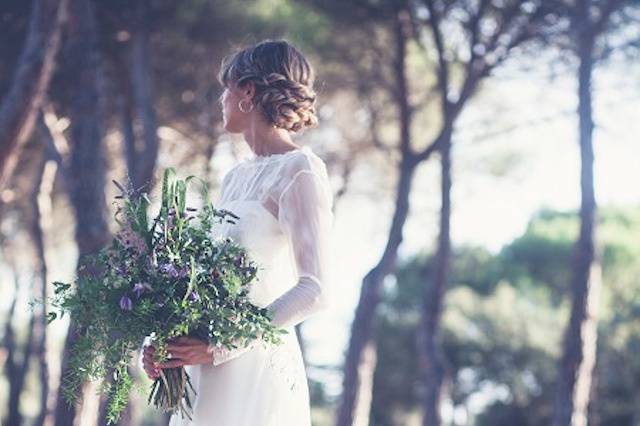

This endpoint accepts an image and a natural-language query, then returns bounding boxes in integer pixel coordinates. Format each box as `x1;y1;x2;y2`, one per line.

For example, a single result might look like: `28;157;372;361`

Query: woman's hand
156;336;214;369
142;344;160;379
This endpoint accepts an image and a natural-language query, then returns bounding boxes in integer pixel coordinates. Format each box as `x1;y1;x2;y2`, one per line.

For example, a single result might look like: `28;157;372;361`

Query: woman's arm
205;165;334;366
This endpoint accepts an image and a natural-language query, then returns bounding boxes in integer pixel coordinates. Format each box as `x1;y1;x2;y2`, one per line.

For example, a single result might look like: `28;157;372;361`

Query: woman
140;39;334;425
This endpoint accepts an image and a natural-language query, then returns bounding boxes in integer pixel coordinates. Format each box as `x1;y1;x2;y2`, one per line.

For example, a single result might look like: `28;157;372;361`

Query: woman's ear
242;80;256;100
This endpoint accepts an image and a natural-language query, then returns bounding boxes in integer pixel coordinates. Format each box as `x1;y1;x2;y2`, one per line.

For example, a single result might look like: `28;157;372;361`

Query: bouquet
46;168;286;424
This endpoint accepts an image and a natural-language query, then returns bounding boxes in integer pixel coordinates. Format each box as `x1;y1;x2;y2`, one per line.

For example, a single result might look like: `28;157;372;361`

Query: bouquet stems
149;366;196;420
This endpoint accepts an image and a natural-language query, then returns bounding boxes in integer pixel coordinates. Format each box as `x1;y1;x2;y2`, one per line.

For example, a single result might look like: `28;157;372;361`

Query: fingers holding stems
142;337;210;377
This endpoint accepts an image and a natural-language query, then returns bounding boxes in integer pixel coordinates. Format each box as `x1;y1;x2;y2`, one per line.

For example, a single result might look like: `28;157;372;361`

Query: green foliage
246;0;334;49
44;168;286;424
372;207;640;426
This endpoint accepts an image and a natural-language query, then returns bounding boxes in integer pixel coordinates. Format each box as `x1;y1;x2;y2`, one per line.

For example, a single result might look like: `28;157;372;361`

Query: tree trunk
97;3;159;424
126;0;158;193
30;131;58;426
53;1;110;425
336;156;417;426
336;9;420;425
2;274;19;426
418;131;453;426
0;0;68;189
2;271;35;426
551;14;603;426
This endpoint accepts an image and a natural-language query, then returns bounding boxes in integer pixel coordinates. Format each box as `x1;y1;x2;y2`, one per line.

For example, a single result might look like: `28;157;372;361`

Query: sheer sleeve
266;168;334;327
207;164;334;366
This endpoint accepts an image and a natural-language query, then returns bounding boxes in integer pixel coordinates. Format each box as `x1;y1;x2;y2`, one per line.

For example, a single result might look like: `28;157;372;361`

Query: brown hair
217;39;319;133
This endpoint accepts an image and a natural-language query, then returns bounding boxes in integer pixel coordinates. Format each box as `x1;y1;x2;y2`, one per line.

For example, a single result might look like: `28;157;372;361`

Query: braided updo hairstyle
217;39;319;133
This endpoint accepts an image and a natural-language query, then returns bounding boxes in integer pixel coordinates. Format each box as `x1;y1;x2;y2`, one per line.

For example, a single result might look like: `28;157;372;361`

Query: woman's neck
243;121;300;156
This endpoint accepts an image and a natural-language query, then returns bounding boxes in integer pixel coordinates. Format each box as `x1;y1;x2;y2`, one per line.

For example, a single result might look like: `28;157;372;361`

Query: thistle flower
119;295;133;311
116;225;147;255
133;281;153;298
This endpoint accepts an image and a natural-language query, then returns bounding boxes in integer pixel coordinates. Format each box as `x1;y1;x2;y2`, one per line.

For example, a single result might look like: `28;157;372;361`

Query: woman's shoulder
280;147;333;206
283;146;328;179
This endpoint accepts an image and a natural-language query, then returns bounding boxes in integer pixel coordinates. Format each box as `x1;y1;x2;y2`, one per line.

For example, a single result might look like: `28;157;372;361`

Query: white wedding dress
140;145;334;426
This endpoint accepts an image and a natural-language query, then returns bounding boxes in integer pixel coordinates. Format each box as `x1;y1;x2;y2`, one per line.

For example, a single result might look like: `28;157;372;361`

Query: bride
139;39;334;425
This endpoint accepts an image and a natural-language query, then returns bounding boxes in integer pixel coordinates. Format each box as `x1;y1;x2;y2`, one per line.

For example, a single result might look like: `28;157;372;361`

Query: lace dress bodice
204;145;335;365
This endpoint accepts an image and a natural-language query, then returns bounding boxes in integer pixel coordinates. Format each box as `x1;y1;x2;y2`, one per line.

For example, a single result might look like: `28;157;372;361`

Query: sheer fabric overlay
139;145;334;426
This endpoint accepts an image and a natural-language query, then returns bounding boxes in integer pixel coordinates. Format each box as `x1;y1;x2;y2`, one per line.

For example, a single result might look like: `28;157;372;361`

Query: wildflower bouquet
47;168;285;424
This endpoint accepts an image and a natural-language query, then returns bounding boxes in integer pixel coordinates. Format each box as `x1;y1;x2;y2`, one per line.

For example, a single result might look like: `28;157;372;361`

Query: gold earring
238;99;254;113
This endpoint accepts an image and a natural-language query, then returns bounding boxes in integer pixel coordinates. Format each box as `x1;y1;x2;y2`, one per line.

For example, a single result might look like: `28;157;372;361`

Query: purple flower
119;295;133;311
159;263;189;279
159;263;178;276
132;281;153;298
178;266;190;279
188;290;200;302
114;264;128;275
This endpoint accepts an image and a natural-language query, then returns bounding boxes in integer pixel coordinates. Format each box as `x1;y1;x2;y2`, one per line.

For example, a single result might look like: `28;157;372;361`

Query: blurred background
1;0;639;425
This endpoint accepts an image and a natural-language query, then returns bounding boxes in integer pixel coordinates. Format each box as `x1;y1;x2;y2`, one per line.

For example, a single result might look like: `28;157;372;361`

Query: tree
407;1;553;424
301;1;551;424
53;0;111;424
548;2;639;425
2;272;36;426
29;116;62;426
0;0;68;190
118;0;159;194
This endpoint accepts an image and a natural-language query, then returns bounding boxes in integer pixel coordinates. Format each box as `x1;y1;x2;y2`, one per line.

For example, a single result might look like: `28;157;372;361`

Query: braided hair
217;39;319;133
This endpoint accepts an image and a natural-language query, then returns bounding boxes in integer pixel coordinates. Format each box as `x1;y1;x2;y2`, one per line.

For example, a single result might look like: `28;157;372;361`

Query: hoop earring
238;99;254;113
